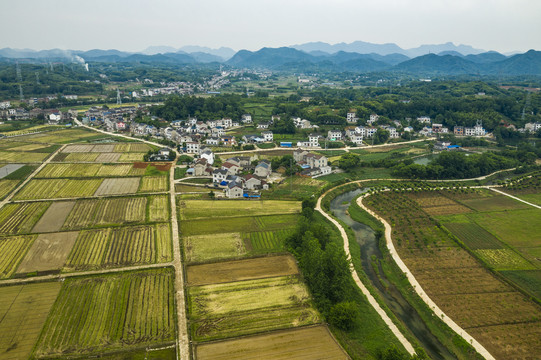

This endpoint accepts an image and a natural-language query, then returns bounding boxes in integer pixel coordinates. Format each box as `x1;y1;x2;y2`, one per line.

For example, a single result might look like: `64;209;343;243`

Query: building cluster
293;149;331;177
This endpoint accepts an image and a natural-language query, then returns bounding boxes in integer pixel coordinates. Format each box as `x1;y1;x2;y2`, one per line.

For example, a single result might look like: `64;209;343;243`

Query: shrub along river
330;188;456;360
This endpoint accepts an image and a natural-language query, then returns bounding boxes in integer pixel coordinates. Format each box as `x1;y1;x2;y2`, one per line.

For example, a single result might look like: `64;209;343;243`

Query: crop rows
119;153;145;162
156;224;173;263
65;229;111;270
0;179;19;199
34;269;175;358
63;197;149;230
444;221;503;249
179;200;300;220
148;195;169;222
0;235;36;278
0;202;50;234
63;153;99;162
14;179;102;200
105;226;155;266
246;230;291;251
114;143;152;153
188;276;320;341
139;176;169;193
474;249;535;270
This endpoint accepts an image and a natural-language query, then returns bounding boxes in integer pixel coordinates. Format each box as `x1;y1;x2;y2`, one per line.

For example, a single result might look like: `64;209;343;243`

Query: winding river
329;189;456;360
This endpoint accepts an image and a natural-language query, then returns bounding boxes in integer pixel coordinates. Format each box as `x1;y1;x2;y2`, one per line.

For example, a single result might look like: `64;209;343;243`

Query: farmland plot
443;221;504;249
0;282;61;360
91;144;115;152
0;202;51;234
119;153;145;162
184;233;246;263
65;229;111;270
94;177;140;196
34;269;176;358
148;195;169;222
244;229;292;252
156;223;173;263
179;200;300;220
32;201;75;233
0;179;19;199
94;197;147;225
196;325;348;360
139;176;169;193
16;231;79;274
96;164;134;177
0;235;36;278
63;152;99;162
62;144;95;153
95;152;121;162
188;275;320;341
181;214;299;237
36;163;100;178
187;255;299;286
104;225;155;266
0;151;49;163
474;249;535;270
114;143;153;153
14;178;102;200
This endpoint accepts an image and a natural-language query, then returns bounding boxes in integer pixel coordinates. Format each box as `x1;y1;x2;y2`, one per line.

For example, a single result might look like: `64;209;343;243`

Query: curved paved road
315;191;417;356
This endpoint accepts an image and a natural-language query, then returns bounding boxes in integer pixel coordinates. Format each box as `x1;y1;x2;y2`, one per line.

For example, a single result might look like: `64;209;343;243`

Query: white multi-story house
349;134;364;145
347;112;357;123
308;134;321;147
417;116;431;124
261;131;273;142
525;122;541;132
186;142;200;154
241;114;252;124
220;118;233;128
368;114;379;125
0;101;10;109
327;130;342;141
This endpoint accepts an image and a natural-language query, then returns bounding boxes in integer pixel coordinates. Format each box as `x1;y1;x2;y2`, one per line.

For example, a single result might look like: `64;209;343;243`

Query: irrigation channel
330;188;455;360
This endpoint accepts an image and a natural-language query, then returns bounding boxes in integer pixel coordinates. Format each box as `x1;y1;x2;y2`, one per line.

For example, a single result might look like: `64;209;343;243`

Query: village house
367;114;379;125
347;112;357;123
206;137;219;146
212;168;228;184
244;174;268;190
327;130;342;141
222;161;240;175
186;142;200;154
308;134;321;147
257;122;270;129
225;181;244;198
254;160;272;178
417;116;431;124
241;114;252;124
200;149;215;165
261;131;273;142
192;158;213;176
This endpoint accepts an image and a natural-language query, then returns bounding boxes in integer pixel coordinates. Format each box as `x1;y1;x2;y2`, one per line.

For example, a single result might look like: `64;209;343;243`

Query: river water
329;189;456;360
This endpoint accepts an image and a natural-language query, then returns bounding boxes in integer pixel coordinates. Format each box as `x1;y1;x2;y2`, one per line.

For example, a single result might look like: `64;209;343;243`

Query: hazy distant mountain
464;51;507;64
293;41;485;57
293;41;404;56
178;46;236;60
141;46;178;55
406;42;483;57
188;52;224;63
77;49;132;58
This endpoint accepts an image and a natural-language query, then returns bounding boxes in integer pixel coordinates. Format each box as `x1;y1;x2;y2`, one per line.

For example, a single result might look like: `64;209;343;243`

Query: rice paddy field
0;201;51;234
188;275;320;342
33;269;176;359
178;199;300;220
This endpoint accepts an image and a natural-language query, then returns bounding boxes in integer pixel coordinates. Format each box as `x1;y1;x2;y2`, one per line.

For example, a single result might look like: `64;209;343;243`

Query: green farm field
0;235;36;278
0;179;19;199
34;269;176;358
0;202;51;234
188;275;320;341
0;282;62;360
35;163;146;178
180;214;299;237
65;224;173;271
178;200;300;220
14;178;103;200
139;176;169;193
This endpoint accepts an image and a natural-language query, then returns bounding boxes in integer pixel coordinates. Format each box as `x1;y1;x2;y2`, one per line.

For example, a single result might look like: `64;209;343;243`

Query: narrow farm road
169;154;190;360
357;194;496;360
0;262;172;286
0;144;66;210
486;186;541;209
315;192;417;356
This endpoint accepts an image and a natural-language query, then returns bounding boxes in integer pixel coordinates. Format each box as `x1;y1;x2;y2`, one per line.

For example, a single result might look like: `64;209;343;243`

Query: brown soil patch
32;201;75;233
187;255;299;286
16;231;78;273
133;162;148;169
94;177;140;196
195;325;349;360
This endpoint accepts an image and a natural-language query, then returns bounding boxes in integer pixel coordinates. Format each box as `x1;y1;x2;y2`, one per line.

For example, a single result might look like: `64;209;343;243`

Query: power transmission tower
16;62;22;82
35;72;40;85
117;88;122;105
19;84;24;101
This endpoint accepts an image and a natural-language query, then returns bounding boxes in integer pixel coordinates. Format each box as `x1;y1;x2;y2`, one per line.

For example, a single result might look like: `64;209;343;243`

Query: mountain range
0;41;540;76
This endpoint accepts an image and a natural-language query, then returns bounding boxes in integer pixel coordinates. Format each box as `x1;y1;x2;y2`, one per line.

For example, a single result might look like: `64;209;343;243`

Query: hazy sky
2;0;540;53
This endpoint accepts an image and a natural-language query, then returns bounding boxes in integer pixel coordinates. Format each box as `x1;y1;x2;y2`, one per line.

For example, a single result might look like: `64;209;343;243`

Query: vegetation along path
169;153;190;360
487;186;541;209
315;187;417;356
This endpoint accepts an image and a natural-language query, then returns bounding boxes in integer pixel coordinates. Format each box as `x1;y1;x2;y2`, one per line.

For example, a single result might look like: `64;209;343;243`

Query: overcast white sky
2;0;540;53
